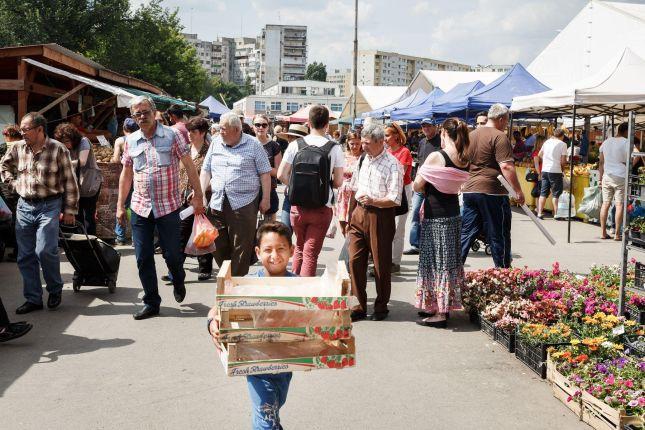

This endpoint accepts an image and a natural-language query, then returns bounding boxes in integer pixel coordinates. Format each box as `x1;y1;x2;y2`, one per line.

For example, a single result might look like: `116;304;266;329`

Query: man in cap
404;118;441;255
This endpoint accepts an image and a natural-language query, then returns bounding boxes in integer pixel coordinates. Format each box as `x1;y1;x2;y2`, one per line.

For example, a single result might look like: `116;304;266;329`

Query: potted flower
629;218;642;240
515;322;572;378
626;294;645;325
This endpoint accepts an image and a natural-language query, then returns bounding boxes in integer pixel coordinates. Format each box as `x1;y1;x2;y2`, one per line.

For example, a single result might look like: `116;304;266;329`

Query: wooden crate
218;309;352;343
216;260;352;311
581;391;644;430
217;337;356;377
547;357;583;419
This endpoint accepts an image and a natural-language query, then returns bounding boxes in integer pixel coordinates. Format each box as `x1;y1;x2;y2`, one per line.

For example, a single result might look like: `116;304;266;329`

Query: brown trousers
348;205;396;313
207;197;258;276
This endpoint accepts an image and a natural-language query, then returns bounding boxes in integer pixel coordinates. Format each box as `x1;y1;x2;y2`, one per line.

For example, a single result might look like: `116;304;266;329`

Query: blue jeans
15;197;64;305
247;373;292;430
408;192;424;249
460;193;512;268
279;193;292;231
115;189;132;241
130;209;184;309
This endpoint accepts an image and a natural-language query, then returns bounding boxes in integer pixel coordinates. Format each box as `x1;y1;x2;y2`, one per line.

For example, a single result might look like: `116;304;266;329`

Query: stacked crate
214;261;356;376
96;162;123;241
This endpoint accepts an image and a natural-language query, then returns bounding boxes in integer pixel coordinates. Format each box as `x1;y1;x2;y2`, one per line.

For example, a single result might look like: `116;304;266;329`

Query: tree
304;62;327;81
203;77;243;107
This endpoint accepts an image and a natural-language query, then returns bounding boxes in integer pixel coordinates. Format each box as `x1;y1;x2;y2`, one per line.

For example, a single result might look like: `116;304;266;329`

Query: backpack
357;153;408;216
288;138;336;208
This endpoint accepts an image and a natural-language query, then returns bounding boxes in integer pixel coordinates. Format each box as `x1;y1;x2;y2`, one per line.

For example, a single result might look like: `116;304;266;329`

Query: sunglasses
254;123;269;128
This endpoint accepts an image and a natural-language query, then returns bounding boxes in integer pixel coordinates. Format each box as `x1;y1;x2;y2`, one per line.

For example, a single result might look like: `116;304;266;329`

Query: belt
21;194;62;203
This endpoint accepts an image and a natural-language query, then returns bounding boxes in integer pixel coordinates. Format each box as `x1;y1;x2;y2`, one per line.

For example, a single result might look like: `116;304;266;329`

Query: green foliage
304;61;327;82
0;0;206;101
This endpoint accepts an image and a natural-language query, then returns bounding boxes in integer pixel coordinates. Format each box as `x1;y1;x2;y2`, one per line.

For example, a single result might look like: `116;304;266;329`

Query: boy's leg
247;373;292;430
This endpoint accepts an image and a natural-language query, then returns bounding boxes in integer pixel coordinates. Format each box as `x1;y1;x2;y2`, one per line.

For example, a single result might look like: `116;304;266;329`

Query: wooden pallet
581;391;644;430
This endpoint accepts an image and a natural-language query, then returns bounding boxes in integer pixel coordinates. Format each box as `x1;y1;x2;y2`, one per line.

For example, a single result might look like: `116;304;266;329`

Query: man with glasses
1;112;79;314
404;118;440;255
117;95;205;320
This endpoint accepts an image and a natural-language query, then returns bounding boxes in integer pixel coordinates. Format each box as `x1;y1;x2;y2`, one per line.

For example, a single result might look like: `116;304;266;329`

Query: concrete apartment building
183;33;232;82
233;80;347;118
357;50;472;86
471;64;513;73
327;68;352;97
257;24;308;92
231;37;259;87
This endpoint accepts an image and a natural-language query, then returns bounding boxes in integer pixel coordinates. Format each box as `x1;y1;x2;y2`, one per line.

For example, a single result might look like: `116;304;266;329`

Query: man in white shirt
346;124;403;322
537;128;568;219
599;122;634;240
277;105;344;276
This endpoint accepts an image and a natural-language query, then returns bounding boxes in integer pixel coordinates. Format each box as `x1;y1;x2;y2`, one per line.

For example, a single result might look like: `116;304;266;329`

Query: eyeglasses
132;110;153;119
19;126;37;134
477;122;487;126
254;123;269;128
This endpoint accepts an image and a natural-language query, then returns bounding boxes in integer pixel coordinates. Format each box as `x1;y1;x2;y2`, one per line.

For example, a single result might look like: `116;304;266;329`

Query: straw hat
277;123;309;139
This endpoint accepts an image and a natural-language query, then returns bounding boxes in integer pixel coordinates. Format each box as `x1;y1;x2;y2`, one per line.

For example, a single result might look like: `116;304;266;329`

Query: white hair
219;112;242;130
129;95;156;113
361;123;384;142
488;103;509;120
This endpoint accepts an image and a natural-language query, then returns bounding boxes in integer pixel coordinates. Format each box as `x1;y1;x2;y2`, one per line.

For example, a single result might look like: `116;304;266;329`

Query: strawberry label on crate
225;354;356;376
219;325;352;343
217;295;350;310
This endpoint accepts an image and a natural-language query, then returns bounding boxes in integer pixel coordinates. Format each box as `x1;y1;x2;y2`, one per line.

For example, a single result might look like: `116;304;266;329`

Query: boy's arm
207;306;222;351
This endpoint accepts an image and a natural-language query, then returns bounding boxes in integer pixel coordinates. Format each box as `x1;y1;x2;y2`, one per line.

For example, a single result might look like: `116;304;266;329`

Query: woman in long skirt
413;118;471;327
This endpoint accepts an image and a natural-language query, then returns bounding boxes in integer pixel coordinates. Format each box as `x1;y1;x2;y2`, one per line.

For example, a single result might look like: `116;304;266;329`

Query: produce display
93;144;114;163
463;263;644;427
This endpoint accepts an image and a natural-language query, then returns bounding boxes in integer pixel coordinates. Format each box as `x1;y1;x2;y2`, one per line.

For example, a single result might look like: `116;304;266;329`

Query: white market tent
511;48;645;116
528;0;645;89
339;85;407;119
406;70;502;95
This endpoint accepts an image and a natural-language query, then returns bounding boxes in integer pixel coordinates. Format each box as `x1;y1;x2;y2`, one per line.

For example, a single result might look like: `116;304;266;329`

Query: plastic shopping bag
577;186;602;220
556;191;576;219
185;213;218;256
326;216;338;239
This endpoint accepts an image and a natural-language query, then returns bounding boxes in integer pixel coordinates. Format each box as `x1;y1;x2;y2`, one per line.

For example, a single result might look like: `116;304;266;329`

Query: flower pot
479;313;495;338
631;229;641;240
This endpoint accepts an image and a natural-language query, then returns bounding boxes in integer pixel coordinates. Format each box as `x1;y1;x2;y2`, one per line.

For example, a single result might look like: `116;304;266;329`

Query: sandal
415;315;448;328
600;235;611;240
0;322;33;343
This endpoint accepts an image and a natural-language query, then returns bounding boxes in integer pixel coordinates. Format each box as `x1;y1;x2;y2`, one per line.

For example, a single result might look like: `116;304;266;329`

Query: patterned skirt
415;216;464;313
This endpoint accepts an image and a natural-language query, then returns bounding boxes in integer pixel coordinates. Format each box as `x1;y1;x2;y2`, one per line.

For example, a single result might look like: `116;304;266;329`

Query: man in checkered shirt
347;123;403;322
117;96;205;320
1;112;79;314
200;112;272;276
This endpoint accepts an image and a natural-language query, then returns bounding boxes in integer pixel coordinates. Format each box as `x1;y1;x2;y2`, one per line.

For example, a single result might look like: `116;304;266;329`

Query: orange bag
185;213;218;255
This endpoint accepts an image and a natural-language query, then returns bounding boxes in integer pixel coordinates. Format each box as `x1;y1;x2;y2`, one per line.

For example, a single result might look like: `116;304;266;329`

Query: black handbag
525;170;539;183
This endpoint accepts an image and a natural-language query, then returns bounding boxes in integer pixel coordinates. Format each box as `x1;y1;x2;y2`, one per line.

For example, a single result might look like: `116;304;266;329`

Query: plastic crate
480;314;495;338
625;303;645;325
515;334;570;379
635;262;645;290
624;336;644;358
495;327;516;353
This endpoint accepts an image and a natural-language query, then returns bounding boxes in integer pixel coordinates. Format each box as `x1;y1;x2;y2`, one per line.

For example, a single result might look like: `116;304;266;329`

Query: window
286;102;299;112
330;104;343;112
254;101;266;112
281;87;293;94
324;88;336;96
270;101;282;111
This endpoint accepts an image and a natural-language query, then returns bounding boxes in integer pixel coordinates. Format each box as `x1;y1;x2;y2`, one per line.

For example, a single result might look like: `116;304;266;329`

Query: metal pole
611;114;615;137
351;0;358;127
567;106;576;243
619;110;635;316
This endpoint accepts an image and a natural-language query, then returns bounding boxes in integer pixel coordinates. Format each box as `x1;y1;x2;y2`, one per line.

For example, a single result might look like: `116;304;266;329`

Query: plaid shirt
351;147;403;205
1;138;79;215
121;123;189;218
202;133;271;211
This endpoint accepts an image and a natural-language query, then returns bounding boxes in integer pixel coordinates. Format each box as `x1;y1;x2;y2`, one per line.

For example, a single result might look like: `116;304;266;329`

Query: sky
131;0;644;70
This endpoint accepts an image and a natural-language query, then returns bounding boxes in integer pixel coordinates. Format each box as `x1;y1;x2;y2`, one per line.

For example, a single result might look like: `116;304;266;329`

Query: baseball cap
421;118;434;125
123;118;140;132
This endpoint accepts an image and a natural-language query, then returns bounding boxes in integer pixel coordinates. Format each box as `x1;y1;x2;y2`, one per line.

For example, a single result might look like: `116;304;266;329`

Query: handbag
525;170;539;183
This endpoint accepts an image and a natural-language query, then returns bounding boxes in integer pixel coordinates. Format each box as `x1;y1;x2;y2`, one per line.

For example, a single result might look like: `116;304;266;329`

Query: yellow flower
571;339;581;346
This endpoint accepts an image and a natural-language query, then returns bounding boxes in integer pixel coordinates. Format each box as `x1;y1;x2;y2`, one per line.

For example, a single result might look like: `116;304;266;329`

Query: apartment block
231;37;260;87
183;33;233;82
357;50;472;86
327;68;352;97
471;64;513;73
257;25;307;93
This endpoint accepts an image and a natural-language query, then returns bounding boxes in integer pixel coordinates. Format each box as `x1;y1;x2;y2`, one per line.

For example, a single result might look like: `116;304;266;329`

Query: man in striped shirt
347;124;403;322
1;112;79;314
117;96;204;320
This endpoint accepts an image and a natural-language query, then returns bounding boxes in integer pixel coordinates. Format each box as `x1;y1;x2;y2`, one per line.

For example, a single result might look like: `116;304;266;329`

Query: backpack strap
357;153;366;171
319;140;337;155
296;137;307;151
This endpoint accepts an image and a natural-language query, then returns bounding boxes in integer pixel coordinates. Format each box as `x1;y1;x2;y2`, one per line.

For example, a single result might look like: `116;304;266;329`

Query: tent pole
602;116;607;141
567;106;576;243
611;114;615;137
351;0;358;127
619;111;636;316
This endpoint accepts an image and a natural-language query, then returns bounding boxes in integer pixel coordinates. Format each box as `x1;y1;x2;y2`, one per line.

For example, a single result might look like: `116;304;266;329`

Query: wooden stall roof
0;43;162;95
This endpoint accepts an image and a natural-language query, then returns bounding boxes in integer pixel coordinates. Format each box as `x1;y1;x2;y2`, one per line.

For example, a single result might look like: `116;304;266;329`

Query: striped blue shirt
202;132;271;211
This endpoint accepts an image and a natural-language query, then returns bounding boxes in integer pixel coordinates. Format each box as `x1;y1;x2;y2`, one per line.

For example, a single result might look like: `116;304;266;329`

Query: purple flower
595;363;609;374
628;400;639;407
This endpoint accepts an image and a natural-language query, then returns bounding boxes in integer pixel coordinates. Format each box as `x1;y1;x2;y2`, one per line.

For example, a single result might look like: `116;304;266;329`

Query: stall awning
124;88;195;111
23;58;135;107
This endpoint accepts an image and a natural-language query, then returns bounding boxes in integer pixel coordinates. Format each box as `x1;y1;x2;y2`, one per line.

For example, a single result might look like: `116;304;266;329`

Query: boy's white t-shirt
599;136;629;178
540;138;567;173
283;134;346;207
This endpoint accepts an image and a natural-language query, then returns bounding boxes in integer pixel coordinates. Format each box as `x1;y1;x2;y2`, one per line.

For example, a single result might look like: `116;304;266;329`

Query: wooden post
37;83;86;115
17;58;28;120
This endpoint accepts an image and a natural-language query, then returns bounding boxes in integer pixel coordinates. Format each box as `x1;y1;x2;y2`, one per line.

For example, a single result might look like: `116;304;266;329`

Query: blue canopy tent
361;88;428;119
427;81;486;117
391;84;484;121
388;87;445;121
199;95;231;120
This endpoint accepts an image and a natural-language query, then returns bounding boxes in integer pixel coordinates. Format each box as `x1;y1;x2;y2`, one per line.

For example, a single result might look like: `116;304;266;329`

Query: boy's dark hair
476;111;488;119
308;105;329;130
167;104;185;118
256;221;292;247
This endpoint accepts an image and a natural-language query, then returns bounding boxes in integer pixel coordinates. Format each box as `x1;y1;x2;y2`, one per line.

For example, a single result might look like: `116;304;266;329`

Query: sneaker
402;247;419;255
391;263;401;274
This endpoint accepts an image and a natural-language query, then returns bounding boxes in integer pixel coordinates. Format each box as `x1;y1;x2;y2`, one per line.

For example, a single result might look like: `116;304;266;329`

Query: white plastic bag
326;217;338;239
577;186;602;220
556;191;576;219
